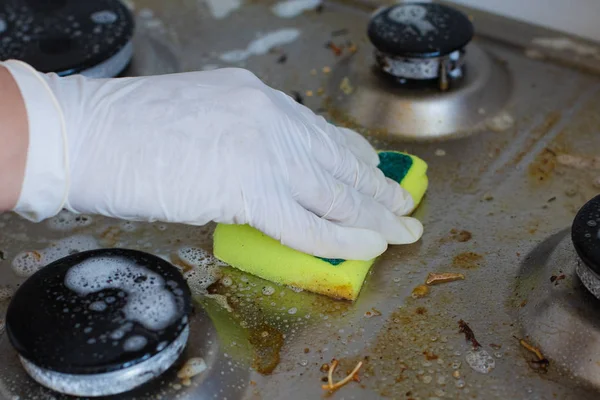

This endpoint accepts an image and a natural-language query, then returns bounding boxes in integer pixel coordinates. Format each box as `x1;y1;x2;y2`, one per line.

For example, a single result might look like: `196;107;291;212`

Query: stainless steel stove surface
2;0;600;399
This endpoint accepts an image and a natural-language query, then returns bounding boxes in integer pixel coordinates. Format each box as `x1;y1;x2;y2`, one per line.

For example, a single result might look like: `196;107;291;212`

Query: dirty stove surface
2;0;600;399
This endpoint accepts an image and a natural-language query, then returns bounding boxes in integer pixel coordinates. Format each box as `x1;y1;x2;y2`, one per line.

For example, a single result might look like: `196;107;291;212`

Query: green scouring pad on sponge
213;151;428;301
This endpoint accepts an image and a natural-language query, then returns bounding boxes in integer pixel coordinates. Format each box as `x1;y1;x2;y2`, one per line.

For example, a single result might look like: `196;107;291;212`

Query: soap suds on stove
220;29;301;63
271;0;321;18
0;285;14;302
123;335;148;352
11;235;99;278
204;0;242;19
47;210;94;231
64;256;181;331
176;247;225;296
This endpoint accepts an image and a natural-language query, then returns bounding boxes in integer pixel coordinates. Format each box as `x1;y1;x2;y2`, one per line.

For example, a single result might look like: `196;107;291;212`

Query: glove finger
310;133;414;216
330;126;380;167
294;170;423;245
283;202;388;260
269;89;379;167
252;196;388;260
313;117;380;167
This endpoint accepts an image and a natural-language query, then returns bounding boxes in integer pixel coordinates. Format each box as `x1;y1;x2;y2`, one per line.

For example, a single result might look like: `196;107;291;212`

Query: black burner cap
368;2;474;58
6;249;191;375
572;195;600;276
0;0;134;75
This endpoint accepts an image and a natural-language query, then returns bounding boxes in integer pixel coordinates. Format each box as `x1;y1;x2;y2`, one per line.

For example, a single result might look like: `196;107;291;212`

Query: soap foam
204;0;242;19
271;0;321;18
220;29;301;63
11;235;99;278
177;247;225;296
47;210;94;231
89;301;108;312
0;285;14;302
64;256;180;331
123;335;148;352
177;247;227;269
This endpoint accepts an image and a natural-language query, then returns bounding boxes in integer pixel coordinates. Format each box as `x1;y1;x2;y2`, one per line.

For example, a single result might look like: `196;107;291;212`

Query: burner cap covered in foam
0;0;134;77
6;248;191;396
368;2;473;59
572;195;600;277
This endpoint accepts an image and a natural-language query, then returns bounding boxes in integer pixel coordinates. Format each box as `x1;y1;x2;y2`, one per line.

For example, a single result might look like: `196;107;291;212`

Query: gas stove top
2;0;600;399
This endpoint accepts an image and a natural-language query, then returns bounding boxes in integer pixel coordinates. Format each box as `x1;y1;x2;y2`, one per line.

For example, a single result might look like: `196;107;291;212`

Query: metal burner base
327;43;512;140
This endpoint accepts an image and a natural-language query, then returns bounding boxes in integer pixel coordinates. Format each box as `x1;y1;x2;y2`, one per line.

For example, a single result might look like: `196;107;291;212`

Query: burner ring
368;2;473;88
0;0;134;77
375;49;466;81
5;248;192;396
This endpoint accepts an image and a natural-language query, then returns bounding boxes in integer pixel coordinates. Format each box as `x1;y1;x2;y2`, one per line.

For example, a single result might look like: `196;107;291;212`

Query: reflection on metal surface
328;44;512;139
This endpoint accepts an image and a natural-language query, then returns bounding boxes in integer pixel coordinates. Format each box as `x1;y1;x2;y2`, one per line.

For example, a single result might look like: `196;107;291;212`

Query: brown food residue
321;359;364;392
529;148;557;183
550;274;566;285
450;229;472;242
458;319;481;350
411;285;430;299
248;324;285;374
415;307;427;315
365;307;383;318
177;357;207;387
426;272;465;286
519;299;528;308
514;336;549;371
452;252;484;269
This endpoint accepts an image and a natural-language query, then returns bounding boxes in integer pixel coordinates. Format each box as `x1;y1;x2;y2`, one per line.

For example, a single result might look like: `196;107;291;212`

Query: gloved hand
4;60;423;260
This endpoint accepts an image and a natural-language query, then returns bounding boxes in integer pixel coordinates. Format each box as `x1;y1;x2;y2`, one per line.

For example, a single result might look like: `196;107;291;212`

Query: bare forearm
0;66;28;211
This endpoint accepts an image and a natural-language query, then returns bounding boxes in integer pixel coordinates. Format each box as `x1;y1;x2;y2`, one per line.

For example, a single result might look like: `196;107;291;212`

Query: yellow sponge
213;151;428;301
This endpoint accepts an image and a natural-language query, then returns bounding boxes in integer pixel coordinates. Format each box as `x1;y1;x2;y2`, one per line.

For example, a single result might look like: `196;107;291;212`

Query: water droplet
456;379;466;388
288;307;297;315
262;286;275;296
465;349;495;374
588;220;597;227
221;276;233;287
91;10;118;24
89;301;107;312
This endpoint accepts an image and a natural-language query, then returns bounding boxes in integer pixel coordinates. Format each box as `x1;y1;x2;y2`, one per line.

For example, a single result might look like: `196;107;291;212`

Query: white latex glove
4;60;423;260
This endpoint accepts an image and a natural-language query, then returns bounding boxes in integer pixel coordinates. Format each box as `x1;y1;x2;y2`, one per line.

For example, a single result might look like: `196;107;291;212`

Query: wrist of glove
4;60;423;260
